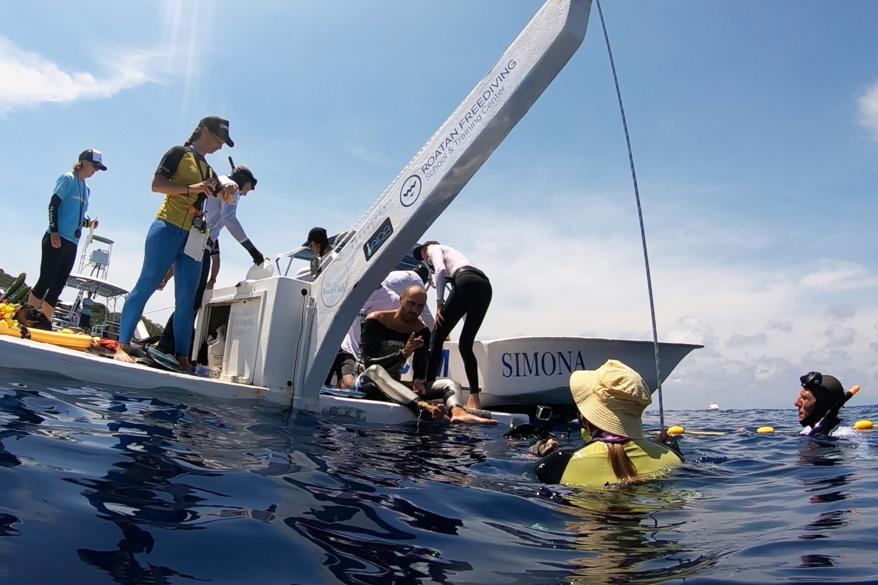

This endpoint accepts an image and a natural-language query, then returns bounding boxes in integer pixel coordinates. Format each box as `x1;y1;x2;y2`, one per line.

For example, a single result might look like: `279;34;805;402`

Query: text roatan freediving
420;59;517;177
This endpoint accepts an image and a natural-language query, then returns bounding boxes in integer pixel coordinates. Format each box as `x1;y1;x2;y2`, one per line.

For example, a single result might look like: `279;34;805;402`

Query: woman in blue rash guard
114;117;233;371
28;149;106;321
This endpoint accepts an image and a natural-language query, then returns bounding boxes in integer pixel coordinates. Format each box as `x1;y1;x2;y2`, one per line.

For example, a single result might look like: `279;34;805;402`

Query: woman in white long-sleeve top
412;241;492;410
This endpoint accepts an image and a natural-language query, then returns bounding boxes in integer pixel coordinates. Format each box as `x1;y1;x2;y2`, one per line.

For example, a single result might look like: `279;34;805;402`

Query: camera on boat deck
535;405;553;422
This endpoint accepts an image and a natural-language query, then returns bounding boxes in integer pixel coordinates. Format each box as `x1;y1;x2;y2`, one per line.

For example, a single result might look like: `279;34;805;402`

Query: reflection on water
0;371;876;584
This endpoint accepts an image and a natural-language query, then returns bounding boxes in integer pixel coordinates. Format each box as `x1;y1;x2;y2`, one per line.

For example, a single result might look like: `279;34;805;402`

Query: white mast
296;0;592;409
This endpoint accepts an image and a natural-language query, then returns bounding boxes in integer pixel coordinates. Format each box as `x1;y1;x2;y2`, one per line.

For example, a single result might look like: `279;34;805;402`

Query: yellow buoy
853;420;873;431
756;426;775;434
667;425;685;435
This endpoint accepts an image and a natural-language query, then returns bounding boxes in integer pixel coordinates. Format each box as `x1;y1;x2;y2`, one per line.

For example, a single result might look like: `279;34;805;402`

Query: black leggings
426;269;492;393
32;232;78;307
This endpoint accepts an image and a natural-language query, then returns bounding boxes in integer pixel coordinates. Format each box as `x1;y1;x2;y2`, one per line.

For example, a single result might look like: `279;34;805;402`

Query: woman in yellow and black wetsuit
115;117;234;370
535;359;683;489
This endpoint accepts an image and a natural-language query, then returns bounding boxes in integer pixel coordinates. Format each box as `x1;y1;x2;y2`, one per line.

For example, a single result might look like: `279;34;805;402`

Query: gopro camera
192;217;206;231
535;405;553;422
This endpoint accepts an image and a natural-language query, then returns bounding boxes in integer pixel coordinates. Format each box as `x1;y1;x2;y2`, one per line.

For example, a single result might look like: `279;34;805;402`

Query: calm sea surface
0;367;876;585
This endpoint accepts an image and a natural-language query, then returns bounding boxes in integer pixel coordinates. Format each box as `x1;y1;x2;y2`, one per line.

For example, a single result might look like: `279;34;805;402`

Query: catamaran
0;0;698;425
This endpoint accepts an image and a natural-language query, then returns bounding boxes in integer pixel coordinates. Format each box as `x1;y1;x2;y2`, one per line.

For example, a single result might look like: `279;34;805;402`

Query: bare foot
417;401;449;422
464;393;481;410
114;345;136;363
449;406;497;425
177;356;194;372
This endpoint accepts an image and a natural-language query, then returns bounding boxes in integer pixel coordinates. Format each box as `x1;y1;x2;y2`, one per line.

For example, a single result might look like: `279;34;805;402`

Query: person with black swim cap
795;371;849;436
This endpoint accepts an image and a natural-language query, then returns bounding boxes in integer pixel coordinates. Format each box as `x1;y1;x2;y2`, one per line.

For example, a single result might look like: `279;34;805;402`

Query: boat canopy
64;273;129;299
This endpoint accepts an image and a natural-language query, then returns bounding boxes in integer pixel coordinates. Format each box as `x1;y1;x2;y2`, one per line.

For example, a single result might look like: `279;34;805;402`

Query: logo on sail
363;217;393;261
399;175;422;207
320;261;349;307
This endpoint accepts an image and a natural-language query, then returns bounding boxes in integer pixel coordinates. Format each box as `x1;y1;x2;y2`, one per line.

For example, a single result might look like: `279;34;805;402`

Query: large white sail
297;0;593;407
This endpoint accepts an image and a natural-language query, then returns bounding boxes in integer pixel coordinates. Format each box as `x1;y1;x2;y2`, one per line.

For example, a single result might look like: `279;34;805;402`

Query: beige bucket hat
569;359;652;439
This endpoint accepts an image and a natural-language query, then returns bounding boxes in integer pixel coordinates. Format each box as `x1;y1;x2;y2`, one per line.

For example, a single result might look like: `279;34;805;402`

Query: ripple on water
0;371;877;584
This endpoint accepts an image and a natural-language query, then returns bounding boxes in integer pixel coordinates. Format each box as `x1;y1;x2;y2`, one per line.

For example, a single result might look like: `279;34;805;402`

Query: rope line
595;0;665;430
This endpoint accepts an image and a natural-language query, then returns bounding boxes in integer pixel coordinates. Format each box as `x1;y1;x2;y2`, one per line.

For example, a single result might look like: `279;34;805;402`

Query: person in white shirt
412;241;491;410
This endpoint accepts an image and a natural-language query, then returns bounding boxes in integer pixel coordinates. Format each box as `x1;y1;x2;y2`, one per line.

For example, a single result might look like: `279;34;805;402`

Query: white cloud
422;192;878;409
859;81;878;141
0;0;203;114
0;37;155;113
799;262;878;291
727;332;767;348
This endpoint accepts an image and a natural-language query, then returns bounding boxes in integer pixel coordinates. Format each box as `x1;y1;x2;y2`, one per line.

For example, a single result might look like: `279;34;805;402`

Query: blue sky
2;0;877;411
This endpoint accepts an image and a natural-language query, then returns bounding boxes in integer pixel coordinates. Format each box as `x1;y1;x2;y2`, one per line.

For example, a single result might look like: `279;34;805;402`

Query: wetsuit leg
455;273;492;394
159;249;211;356
425;284;468;383
118;221;186;345
361;365;422;415
425;377;463;409
32;233;77;306
32;233;62;301
170;246;203;358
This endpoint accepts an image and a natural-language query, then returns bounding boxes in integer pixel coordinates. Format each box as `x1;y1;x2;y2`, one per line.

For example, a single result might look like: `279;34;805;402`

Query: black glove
241;239;264;265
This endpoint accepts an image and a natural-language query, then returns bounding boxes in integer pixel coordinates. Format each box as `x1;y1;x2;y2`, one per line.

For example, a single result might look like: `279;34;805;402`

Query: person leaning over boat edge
356;284;497;425
534;359;683;489
115;116;233;371
413;241;492;411
154;164;262;359
27;149;106;321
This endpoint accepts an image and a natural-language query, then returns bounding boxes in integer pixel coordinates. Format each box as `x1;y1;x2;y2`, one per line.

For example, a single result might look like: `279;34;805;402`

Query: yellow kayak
0;320;97;351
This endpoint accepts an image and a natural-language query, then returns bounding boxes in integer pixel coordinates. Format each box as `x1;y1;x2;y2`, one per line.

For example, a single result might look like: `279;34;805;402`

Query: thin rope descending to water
595;0;665;431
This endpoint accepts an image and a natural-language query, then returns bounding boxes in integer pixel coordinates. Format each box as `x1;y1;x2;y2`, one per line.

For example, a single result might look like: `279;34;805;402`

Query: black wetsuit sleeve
48;195;61;232
361;319;406;370
411;327;430;379
535;449;575;484
155;146;187;179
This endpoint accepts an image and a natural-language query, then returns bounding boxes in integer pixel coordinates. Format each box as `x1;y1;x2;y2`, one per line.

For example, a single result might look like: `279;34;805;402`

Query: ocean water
0;368;876;585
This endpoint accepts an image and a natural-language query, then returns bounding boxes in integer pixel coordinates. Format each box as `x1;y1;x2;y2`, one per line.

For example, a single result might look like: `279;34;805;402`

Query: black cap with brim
230;165;256;190
411;241;439;261
303;227;329;247
200;116;235;147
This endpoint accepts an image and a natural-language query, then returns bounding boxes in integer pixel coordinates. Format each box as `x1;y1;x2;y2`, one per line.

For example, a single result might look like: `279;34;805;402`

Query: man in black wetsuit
795;371;848;435
357;284;496;425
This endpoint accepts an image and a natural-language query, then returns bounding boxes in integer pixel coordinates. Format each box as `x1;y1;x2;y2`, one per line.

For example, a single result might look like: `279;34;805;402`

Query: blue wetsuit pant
156;249;211;358
118;220;203;357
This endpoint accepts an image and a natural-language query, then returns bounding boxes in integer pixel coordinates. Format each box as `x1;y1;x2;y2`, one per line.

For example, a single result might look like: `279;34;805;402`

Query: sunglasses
800;371;823;390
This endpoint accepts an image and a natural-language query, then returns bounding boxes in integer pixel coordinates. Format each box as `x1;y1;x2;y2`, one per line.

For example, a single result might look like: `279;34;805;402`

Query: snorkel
809;385;860;437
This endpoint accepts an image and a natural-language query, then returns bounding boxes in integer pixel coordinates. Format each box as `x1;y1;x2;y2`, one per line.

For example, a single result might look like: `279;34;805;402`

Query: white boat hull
438;337;701;415
0;335;525;427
